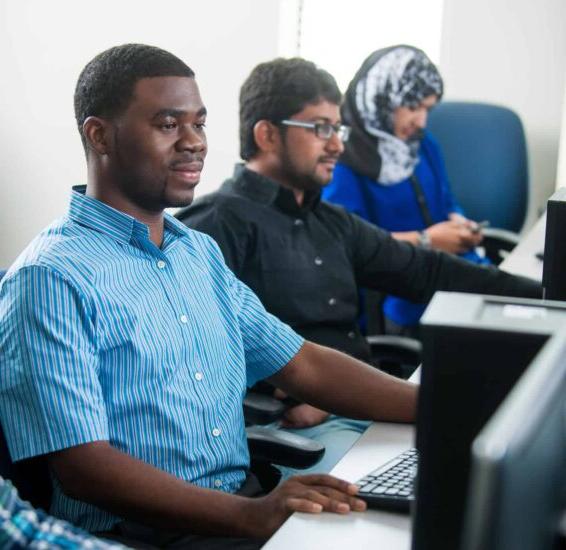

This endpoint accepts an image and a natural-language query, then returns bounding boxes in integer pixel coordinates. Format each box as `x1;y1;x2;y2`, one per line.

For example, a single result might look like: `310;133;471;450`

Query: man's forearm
48;441;257;537
269;342;418;422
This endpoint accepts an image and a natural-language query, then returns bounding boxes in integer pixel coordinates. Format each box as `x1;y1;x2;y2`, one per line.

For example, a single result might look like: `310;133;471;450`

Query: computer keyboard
355;448;418;513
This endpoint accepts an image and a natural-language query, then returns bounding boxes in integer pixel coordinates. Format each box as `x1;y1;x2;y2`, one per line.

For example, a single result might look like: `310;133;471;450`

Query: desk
264;219;545;549
499;214;545;280
263;422;414;550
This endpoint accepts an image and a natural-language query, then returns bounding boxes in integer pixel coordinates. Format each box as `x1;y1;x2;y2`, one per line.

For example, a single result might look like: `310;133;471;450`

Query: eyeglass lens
315;123;350;142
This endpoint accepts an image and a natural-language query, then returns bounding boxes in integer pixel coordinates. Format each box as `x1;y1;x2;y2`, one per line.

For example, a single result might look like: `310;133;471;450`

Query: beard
278;147;335;194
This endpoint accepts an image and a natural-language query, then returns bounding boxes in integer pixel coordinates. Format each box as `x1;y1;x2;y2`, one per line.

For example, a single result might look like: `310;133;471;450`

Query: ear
252;120;281;154
82;116;114;156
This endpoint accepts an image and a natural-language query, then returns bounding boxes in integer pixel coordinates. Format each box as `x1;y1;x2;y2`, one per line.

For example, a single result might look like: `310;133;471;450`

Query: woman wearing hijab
322;44;488;335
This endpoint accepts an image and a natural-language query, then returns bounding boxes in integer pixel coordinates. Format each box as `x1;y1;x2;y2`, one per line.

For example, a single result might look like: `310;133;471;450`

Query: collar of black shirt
224;164;321;217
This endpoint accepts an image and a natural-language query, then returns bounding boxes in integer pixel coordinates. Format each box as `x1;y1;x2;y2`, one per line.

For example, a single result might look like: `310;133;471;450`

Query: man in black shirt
178;58;541;474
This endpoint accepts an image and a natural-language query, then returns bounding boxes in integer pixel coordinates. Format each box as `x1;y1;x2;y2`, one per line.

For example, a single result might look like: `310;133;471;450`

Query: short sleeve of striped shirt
0;266;109;461
223;266;304;387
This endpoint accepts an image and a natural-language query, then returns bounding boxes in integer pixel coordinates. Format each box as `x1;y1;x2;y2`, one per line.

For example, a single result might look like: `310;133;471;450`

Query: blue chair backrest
427;101;528;233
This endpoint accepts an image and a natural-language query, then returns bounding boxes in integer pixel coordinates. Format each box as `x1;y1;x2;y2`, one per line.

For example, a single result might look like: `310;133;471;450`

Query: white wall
556;84;566;189
286;0;444;92
0;0;279;267
439;0;566;228
2;0;566;267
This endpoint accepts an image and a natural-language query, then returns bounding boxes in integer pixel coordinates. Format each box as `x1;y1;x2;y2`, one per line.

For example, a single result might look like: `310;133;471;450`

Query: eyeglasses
279;119;351;142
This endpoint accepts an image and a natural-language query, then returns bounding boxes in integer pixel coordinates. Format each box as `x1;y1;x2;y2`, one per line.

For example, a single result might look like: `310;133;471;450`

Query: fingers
430;219;484;253
294;473;359;494
307;486;367;512
281;404;329;429
285;487;366;515
470;231;484;246
299;489;350;513
273;388;287;400
292;474;366;507
286;497;323;513
273;475;368;519
449;212;468;225
459;227;483;248
280;405;307;428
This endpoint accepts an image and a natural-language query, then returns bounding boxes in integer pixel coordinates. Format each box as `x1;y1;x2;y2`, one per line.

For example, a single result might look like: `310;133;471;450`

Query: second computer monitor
411;292;566;550
461;327;566;550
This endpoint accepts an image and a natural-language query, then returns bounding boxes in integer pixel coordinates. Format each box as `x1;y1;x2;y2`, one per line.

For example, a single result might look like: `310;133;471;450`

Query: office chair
361;289;422;379
244;393;325;489
427;101;529;265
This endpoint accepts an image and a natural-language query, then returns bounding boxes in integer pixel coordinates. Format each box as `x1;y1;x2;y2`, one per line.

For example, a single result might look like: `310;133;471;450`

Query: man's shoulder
9;217;90;276
317;196;359;223
5;216;121;292
317;198;393;246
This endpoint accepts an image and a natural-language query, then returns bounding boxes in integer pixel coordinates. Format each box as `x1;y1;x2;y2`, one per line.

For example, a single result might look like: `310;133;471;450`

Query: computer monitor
461;327;566;550
542;187;566;300
412;291;566;550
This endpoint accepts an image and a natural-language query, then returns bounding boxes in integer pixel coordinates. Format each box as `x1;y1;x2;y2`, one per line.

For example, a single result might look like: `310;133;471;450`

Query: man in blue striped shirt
0;44;417;549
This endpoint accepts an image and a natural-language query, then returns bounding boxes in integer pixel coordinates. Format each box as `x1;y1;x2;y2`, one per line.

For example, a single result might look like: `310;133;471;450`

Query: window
279;0;444;91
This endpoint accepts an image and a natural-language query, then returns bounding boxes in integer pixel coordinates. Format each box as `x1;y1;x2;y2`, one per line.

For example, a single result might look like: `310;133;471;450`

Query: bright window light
279;0;444;92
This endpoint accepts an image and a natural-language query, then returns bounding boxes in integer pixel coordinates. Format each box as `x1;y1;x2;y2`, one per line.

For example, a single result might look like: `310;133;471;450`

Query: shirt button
348;331;356;339
212;428;221;437
314;257;323;266
328;298;337;306
157;260;166;269
195;372;203;381
214;479;223;488
294;219;304;226
180;314;188;324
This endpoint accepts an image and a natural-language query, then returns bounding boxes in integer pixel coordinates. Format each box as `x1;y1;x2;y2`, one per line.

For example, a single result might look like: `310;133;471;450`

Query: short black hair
74;43;195;150
239;58;342;160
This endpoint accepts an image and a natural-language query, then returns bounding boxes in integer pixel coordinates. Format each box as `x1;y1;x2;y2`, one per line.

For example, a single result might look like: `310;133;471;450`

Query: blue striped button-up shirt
0;188;303;532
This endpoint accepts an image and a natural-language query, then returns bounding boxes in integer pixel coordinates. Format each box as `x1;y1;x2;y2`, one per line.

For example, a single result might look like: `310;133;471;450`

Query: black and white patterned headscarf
340;45;443;184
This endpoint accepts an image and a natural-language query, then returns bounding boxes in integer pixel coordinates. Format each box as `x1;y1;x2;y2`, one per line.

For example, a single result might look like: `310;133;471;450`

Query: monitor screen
411;292;566;550
542;187;566;300
462;328;566;550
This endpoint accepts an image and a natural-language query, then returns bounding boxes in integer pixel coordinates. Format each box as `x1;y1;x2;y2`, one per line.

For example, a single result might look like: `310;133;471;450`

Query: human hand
273;388;288;400
449;213;487;237
426;219;483;254
448;212;469;226
280;404;330;428
244;474;367;538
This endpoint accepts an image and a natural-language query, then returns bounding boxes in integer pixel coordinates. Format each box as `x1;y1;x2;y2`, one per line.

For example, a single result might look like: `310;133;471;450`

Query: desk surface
264;218;546;549
499;214;545;280
263;422;414;550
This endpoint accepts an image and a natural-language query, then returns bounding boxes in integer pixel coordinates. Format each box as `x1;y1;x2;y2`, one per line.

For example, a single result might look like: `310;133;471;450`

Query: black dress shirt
177;165;542;361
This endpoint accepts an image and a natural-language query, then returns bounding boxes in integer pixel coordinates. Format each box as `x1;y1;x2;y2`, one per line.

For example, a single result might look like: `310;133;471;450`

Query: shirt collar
69;185;189;244
224;164;321;216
